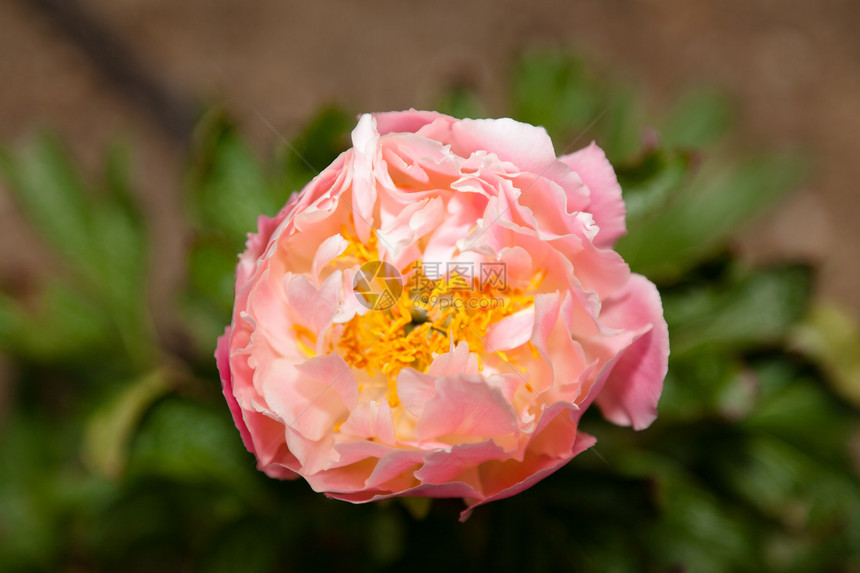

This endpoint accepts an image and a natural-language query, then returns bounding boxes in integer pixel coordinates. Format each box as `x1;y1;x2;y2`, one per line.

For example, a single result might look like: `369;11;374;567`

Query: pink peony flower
216;110;669;520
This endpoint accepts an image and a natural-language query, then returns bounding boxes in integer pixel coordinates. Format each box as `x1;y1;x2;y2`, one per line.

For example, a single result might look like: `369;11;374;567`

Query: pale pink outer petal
559;142;627;248
450;117;558;174
594;274;669;429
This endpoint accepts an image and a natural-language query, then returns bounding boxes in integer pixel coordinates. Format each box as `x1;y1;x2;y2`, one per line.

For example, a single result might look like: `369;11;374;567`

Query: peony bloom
216;110;669;519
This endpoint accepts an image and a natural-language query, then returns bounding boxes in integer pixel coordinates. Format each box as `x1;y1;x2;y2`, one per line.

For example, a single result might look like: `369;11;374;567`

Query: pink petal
460;408;595;521
295;353;360;409
595;274;669;429
451;118;558;175
349;114;381;243
396;368;437;417
339;400;396;445
216;328;255;455
415;375;518;442
426;340;479;377
373;109;445;136
485;306;535;351
311;234;348;279
415;439;508;485
560;142;627;248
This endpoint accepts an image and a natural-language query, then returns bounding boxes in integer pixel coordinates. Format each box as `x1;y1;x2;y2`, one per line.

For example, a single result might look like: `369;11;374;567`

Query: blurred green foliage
1;49;859;572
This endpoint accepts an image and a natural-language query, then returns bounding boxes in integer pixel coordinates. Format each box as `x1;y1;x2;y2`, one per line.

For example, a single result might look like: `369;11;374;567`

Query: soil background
1;0;859;334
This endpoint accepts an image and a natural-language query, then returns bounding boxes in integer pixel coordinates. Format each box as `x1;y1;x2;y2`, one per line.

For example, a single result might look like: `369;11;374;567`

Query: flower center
338;263;537;407
297;228;541;408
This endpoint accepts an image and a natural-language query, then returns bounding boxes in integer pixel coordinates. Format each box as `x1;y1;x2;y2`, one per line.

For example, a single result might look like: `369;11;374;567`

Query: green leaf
659;352;753;421
188;236;240;314
744;375;856;465
0;134;92;267
82;370;171;479
663;264;813;355
789;302;860;408
593;83;644;162
511;51;600;142
617;451;759;571
281;105;352;178
0;135;154;365
617;153;806;280
188;113;281;246
720;433;860;570
127;397;263;505
0;282;111;359
201;517;283;573
616;148;692;227
661;88;733;149
437;86;486;120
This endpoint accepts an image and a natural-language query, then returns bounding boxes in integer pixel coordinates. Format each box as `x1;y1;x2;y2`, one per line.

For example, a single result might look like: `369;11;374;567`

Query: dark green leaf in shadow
201;517;283;573
744;373;856;466
188;237;240;315
127;397;264;507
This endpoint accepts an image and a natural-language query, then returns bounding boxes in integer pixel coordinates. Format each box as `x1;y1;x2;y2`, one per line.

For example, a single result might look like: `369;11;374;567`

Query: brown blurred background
1;0;859;329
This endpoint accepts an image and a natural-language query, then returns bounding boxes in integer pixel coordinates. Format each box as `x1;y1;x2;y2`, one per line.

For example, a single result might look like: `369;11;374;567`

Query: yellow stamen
328;232;541;406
